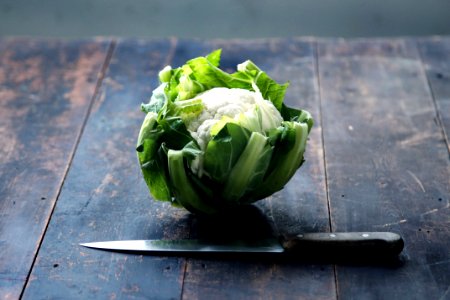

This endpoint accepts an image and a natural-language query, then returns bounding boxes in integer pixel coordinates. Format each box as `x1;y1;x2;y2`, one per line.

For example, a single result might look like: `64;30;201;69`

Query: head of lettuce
136;49;313;214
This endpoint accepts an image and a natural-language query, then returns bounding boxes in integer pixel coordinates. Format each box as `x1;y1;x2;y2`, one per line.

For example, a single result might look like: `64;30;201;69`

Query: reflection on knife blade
80;232;404;257
80;238;284;254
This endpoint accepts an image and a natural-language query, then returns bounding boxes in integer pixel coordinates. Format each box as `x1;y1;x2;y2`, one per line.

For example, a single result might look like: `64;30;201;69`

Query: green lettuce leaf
158;50;289;113
203;123;251;183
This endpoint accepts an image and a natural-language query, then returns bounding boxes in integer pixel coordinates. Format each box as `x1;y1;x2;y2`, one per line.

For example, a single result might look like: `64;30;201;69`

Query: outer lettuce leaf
136;113;199;203
222;132;273;202
203;123;251;183
168;149;218;214
160;50;289;113
236;60;289;111
141;84;167;114
136;113;171;201
206;49;222;67
281;104;314;132
256;121;310;199
157;117;195;150
140;147;171;202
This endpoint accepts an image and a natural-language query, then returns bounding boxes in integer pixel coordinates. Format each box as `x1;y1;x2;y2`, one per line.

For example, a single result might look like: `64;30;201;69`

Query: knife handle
281;232;404;257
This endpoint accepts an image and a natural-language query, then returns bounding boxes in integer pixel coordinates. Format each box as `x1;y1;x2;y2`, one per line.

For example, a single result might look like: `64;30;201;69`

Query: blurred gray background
0;0;449;38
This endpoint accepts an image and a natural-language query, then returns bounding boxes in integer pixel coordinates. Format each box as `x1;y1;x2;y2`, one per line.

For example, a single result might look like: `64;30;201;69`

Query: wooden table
1;37;449;300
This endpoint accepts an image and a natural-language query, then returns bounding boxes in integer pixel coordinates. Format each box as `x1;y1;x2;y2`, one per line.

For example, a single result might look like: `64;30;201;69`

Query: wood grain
10;36;449;300
0;38;110;300
20;39;198;299
179;38;336;300
417;37;450;154
21;38;336;300
318;38;450;299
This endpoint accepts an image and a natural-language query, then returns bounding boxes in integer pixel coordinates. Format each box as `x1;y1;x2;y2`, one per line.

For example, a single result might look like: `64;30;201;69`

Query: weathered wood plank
180;38;336;300
21;38;195;299
0;38;110;300
23;38;336;299
318;38;450;299
417;36;450;154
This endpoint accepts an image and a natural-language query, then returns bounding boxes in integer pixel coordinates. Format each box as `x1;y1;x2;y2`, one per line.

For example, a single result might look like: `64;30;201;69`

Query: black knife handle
281;232;404;257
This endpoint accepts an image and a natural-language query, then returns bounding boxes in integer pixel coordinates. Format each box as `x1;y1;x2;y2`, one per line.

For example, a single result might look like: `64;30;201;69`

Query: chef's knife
80;232;404;257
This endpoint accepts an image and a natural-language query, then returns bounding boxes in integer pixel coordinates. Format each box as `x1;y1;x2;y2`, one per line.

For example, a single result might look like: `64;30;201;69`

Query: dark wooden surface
0;36;448;300
0;38;110;300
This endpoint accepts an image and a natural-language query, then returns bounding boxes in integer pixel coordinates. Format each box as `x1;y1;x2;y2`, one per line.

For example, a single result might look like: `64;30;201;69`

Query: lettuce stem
222;132;270;202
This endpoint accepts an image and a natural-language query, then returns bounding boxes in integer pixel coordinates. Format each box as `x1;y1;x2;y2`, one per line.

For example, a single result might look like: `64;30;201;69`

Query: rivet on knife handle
281;232;404;256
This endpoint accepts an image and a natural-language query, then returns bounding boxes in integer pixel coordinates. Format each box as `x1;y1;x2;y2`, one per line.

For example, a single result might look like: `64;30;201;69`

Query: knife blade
80;232;404;257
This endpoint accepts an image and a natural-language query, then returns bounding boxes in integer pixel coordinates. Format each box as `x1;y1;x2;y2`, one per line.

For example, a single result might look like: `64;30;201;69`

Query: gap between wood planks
314;38;340;300
19;39;117;298
416;39;450;157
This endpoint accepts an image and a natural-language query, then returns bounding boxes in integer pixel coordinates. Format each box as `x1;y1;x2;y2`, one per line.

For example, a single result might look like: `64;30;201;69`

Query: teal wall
1;0;449;38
